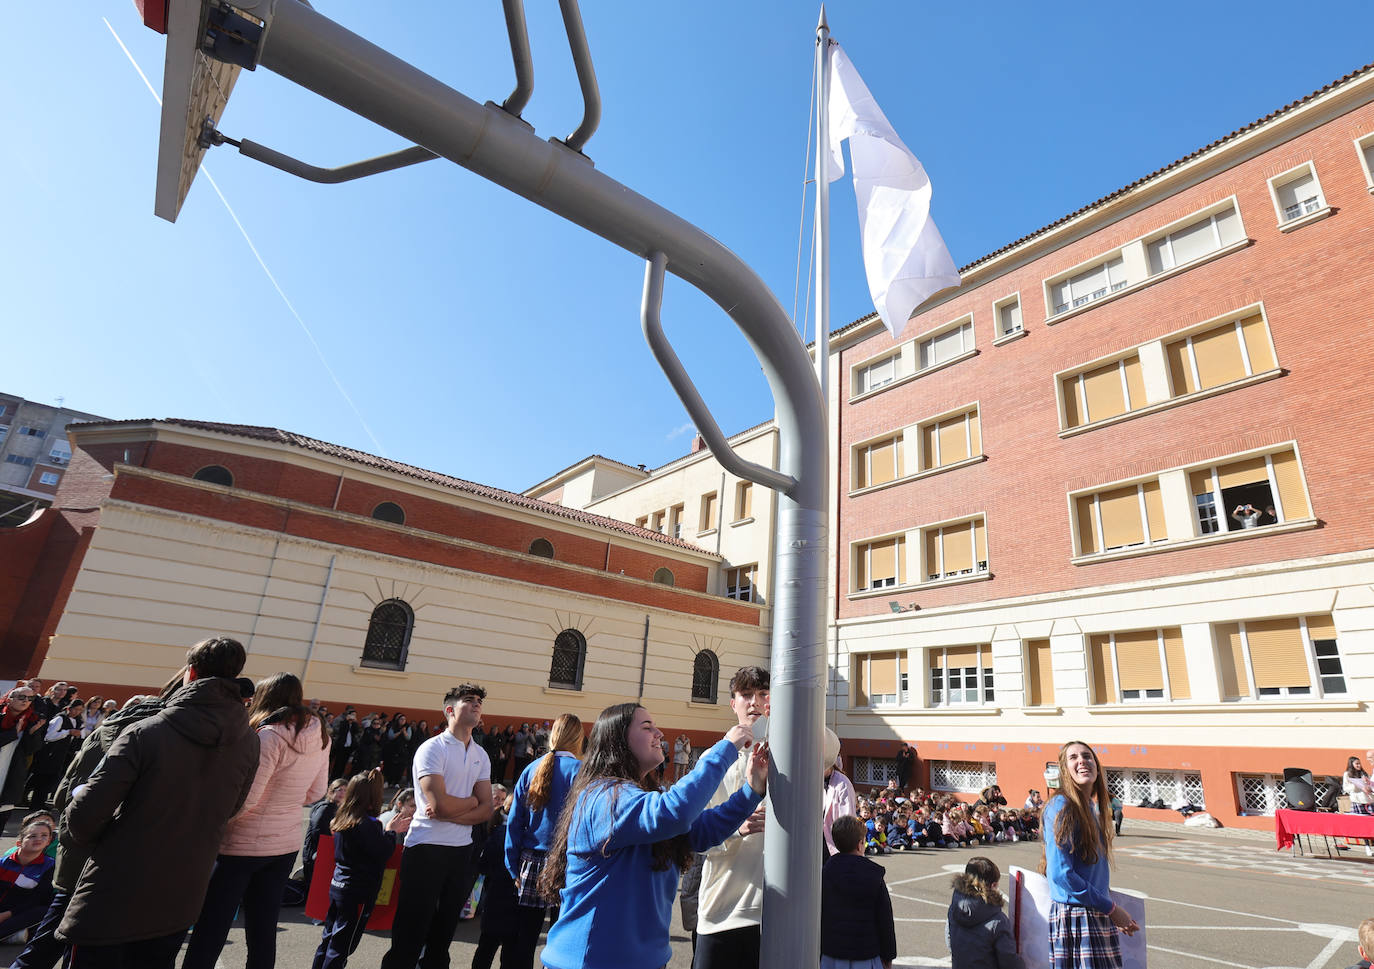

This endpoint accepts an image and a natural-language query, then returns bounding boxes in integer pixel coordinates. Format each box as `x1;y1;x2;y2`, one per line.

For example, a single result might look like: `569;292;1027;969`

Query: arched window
528;538;555;558
372;501;405;525
653;567;675;586
692;650;720;703
362;599;413;670
549;628;587;691
193;465;233;487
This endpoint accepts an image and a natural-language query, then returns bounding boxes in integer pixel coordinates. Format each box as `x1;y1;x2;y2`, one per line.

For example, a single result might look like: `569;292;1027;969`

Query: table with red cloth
1273;809;1374;852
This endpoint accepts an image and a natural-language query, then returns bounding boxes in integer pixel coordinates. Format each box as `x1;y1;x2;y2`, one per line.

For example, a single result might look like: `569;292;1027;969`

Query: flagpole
814;7;831;402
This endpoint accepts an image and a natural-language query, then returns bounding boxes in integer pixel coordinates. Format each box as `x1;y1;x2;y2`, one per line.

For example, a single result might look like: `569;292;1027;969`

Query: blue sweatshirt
1042;797;1112;913
540;739;762;969
505;752;581;879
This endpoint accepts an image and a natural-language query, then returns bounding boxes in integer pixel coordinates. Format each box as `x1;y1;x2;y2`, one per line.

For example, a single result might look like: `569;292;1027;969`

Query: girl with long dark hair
1343;755;1373;855
1041;741;1138;969
184;672;331;969
536;703;767;969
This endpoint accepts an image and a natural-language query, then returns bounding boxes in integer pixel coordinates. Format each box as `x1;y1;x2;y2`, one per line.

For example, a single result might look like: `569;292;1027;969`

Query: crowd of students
852;782;1042;854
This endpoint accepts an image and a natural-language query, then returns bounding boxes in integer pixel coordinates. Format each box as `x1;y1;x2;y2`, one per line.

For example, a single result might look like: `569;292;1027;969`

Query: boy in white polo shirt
381;684;493;969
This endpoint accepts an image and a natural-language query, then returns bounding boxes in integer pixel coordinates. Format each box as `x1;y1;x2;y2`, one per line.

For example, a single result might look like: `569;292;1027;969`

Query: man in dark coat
55;637;261;968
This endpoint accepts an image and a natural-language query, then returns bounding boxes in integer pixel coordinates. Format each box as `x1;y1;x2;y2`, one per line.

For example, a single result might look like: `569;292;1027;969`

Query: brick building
0;419;769;750
0;392;106;526
823;64;1374;827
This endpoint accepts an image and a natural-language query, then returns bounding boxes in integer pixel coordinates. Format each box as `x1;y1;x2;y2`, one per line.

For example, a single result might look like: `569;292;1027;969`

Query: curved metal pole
641;251;796;495
557;0;601;152
500;0;534;117
235;140;437;183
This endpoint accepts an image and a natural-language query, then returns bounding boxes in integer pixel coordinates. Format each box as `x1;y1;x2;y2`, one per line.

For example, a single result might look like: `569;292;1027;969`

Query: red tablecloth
1274;809;1374;850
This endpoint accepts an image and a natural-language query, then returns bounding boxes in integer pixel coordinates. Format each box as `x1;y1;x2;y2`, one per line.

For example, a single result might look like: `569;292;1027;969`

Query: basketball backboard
150;0;243;222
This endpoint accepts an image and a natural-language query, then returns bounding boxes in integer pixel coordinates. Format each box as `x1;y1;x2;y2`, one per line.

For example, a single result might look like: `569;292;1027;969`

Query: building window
853;651;908;706
16;426;46;439
733;482;753;522
1074;479;1166;555
1356;133;1374;190
691;650;719;703
1268;164;1327;226
649;511;665;533
851;757;899;787
1145;203;1244;275
929;645;993;707
653;567;675;586
361;599;413;670
855;354;898;395
1089;628;1190;704
193;465;234;487
993;294;1022;338
1106;768;1204;808
1049;255;1127;315
39;472;59;486
699;492;718;533
1061;353;1147;428
47;442;72;466
853;535;903;591
725;564;756;602
1236;772;1337;816
0;426;7;443
930;760;997;793
669;503;685;539
922;517;988;581
371;501;405;525
918;407;981;471
853;434;903;490
1188;447;1310;536
917;317;974;370
5;454;35;468
635;515;649;529
549;628;587;690
1024;639;1054;707
1215;615;1344;699
528;538;555;558
1165;313;1278;397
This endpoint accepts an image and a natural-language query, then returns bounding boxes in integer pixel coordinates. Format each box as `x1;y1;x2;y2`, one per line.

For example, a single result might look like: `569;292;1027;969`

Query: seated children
943;808;975;848
946;855;1023;969
0;821;56;942
821;816;897;969
911;807;948;848
863;806;892;855
886;810;910;851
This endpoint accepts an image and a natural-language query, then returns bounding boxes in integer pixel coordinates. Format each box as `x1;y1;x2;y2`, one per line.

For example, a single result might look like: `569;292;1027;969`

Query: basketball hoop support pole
222;1;829;965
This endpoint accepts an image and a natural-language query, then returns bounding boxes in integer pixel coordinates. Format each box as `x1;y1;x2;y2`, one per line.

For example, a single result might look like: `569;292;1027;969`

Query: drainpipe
637;614;650;700
301;554;337;687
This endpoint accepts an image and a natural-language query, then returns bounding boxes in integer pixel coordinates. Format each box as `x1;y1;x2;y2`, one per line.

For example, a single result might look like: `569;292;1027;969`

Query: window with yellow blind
854;353;900;396
725;564;757;602
923;517;988;581
1088;628;1190;703
1061;353;1148;428
1074;479;1166;556
1024;639;1055;707
854;536;904;592
1165;314;1277;397
699;492;718;533
1214;615;1346;699
734;482;753;522
929;645;993;707
919;407;982;471
853;435;903;490
1189;446;1311;537
853;651;908;706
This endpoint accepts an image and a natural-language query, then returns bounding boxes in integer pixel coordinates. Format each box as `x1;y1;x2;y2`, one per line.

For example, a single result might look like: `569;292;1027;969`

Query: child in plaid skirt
1043;742;1138;969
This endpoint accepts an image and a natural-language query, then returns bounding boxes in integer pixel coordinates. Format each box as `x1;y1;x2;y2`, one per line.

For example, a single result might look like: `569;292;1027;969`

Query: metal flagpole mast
815;7;831;402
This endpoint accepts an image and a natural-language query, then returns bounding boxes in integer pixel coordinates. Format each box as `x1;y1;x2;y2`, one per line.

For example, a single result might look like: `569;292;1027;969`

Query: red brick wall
838;101;1374;618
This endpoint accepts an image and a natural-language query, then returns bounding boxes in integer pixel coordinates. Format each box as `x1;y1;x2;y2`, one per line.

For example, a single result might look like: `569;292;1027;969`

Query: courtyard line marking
1147;925;1302;931
889;891;947;909
1145;894;1299;924
1147;944;1251;968
894;917;946;924
1306;935;1345;969
888;870;964;888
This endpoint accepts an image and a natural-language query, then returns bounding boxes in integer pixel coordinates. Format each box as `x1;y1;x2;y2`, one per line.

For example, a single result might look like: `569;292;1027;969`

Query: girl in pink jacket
183;673;331;969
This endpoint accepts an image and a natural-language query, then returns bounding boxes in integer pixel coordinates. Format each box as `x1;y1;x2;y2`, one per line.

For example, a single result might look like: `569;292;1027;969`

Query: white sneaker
1365;845;1373;856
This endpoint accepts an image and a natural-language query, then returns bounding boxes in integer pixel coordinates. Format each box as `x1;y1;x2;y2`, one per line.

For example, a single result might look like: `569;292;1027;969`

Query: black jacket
58;677;260;945
946;875;1024;969
331;817;395;898
821;852;897;962
477;818;517;935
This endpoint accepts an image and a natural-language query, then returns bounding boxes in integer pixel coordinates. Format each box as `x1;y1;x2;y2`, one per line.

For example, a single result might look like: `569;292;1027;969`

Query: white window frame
38;471;60;486
851;757;900;786
857;354;898;395
1355;133;1374;193
1063;355;1140;427
917;316;975;372
1267;163;1330;230
852;534;904;593
919;407;979;473
851;432;905;492
1047;254;1128;316
1076;479;1165;556
1143;201;1244;276
725;564;756;603
922;515;988;582
1098;630;1172;704
47;442;72;465
1189;449;1293;538
992;292;1023;340
928;645;994;708
1230;616;1342;700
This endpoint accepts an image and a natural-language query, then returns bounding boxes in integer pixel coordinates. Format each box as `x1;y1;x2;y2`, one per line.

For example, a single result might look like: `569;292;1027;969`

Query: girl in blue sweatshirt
1042;741;1139;969
311;769;410;969
536;702;768;969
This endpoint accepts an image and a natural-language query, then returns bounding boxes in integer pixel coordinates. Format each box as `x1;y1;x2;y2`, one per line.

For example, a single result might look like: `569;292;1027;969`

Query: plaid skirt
1049;901;1122;969
516;847;549;908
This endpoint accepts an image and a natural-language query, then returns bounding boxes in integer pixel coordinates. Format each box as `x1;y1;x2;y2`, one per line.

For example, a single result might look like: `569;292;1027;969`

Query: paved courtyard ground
3;819;1367;968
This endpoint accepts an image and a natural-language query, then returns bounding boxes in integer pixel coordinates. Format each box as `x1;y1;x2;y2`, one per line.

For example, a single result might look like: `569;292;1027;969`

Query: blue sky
6;3;1374;493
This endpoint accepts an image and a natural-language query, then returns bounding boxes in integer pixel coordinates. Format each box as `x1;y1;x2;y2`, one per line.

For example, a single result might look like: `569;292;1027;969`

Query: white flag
828;44;960;337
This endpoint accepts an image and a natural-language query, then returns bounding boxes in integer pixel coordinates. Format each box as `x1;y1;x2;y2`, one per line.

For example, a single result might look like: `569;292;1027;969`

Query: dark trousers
13;890;71;969
330;749;354;780
692;924;760;969
504;903;547;969
379;842;478;969
471;930;514;969
66;930;186;969
311;892;377;969
181;851;297;969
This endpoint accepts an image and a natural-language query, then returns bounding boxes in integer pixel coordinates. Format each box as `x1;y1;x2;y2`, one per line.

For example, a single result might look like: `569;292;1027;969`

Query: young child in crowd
946;855;1023;969
0;821;56;943
886;810;911;851
377;787;415;829
944;808;975;848
1347;917;1373;969
472;792;518;969
822;815;897;969
311;770;410;969
911;807;948;848
864;808;893;855
2;812;58;860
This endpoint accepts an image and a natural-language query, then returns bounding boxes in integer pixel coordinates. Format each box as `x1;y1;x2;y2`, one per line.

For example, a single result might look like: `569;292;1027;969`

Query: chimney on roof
691;434;706;453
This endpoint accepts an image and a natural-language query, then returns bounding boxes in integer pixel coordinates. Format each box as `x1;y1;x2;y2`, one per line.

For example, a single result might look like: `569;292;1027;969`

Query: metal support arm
500;0;534;117
641;251;796;495
557;0;600;152
234;139;437;184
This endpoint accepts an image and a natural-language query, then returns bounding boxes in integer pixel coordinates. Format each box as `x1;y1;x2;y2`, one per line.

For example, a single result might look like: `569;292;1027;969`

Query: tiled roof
818;59;1374;342
69;418;716;555
648;418;777;474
